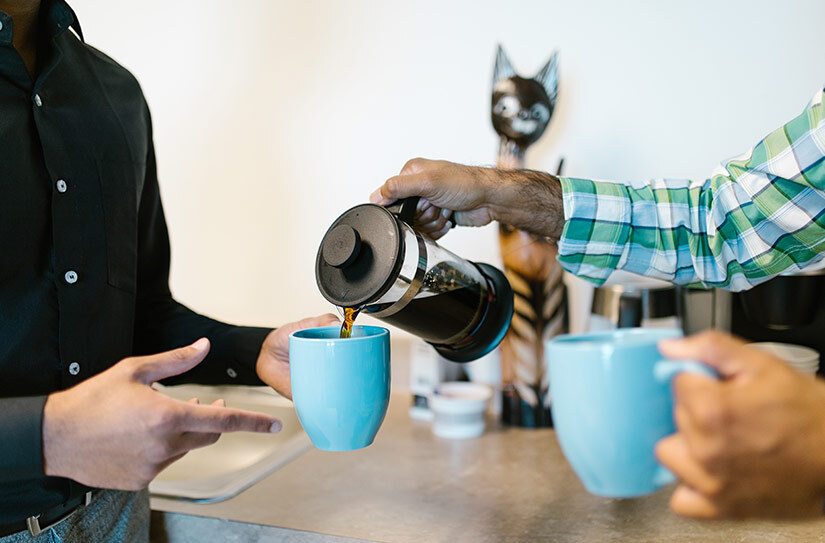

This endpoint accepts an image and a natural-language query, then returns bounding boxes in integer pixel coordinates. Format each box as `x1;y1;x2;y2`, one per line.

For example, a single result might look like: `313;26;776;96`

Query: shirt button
226;368;238;379
34;94;42;107
56;179;68;193
68;362;80;376
64;270;78;284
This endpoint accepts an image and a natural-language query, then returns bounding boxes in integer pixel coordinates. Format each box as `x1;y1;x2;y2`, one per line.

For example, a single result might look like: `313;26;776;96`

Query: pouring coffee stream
317;197;514;361
340;306;361;339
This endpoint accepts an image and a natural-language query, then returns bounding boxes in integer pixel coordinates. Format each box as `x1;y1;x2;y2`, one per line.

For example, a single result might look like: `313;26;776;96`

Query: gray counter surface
151;394;825;542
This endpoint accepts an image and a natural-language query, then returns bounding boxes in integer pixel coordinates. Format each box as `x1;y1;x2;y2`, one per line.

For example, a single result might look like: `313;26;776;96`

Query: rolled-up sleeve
557;87;825;292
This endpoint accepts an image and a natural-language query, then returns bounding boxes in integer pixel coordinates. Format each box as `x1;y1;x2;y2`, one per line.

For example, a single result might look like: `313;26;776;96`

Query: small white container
749;342;820;376
428;382;492;439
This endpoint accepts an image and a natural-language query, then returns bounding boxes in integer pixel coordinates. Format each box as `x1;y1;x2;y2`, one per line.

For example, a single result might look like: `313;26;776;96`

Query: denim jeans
0;489;149;543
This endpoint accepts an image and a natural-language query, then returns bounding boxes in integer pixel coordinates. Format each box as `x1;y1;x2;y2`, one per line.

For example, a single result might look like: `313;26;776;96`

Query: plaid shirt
557;87;825;291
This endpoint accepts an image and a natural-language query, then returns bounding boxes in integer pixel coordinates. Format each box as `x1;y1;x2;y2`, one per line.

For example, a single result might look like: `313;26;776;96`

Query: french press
315;198;514;362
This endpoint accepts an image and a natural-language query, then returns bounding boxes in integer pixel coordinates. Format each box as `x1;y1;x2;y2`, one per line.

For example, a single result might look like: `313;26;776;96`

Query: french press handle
385;197;420;226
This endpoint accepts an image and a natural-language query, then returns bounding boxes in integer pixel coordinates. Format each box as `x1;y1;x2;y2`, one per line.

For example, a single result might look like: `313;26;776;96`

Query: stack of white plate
749;342;820;376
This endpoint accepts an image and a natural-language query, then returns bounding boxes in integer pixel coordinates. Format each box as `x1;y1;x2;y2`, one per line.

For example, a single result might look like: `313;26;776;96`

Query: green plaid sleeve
557;87;825;291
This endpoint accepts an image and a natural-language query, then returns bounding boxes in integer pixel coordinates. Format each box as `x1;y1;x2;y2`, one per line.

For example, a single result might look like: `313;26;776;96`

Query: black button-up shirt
0;1;270;523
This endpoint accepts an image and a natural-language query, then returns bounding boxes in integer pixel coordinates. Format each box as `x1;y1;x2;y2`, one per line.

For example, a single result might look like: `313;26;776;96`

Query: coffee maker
680;268;825;375
589;274;680;331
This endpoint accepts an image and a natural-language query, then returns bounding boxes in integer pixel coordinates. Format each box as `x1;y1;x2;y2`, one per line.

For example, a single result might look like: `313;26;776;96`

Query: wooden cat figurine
492;44;568;427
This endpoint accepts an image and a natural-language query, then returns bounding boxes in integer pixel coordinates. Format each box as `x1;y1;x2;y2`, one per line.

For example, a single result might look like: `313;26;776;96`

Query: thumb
659;331;751;379
280;314;340;336
370;172;434;206
130;338;211;384
311;313;341;327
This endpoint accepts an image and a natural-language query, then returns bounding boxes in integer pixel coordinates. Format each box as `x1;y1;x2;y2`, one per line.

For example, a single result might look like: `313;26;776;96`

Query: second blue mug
547;328;714;498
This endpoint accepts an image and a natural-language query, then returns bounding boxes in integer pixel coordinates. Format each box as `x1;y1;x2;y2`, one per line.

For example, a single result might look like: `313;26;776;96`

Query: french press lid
315;203;406;308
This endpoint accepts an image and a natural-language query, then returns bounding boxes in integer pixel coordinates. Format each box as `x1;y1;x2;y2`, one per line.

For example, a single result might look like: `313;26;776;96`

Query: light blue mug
546;328;715;498
290;325;391;451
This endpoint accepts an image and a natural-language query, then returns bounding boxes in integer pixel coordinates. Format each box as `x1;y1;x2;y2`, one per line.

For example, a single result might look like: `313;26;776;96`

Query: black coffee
368;287;484;344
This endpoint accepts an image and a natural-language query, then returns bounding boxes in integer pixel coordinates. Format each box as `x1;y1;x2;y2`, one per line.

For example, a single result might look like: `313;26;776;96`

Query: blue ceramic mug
546;328;714;498
289;325;390;451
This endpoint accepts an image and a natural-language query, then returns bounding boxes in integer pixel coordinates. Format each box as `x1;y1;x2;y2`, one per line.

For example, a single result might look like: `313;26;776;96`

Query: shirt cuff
556;176;633;285
208;326;273;386
0;395;47;483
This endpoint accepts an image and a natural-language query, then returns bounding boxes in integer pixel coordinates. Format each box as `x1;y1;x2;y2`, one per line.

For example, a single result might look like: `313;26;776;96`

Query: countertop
151;393;825;542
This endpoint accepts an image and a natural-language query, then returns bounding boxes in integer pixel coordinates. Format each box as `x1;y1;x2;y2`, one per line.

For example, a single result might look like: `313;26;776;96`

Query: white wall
71;0;825;332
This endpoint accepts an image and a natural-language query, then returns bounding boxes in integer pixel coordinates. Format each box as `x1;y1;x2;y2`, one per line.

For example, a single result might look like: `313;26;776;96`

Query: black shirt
0;0;271;522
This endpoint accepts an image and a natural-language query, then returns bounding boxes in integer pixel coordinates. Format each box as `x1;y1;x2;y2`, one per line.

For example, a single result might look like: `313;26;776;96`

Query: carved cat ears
493;44;559;105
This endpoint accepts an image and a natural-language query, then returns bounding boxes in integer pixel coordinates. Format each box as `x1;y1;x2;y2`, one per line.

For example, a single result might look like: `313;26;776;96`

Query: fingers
659;331;750;378
370;172;435;206
180;403;283;434
416;199;441;224
167;398;226;456
130;338;211;384
427;221;452;240
277;314;340;337
671;373;728;456
426;218;453;239
297;314;340;329
416;200;452;236
171;431;221;455
672;372;720;410
300;313;341;328
655;434;721;496
670;484;722;519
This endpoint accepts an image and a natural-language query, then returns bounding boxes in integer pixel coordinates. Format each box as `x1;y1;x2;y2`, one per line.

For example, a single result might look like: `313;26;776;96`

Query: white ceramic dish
149;385;311;502
428;382;492;439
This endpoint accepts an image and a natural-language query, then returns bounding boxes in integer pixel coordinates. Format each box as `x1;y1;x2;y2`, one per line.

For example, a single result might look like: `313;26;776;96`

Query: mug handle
651;359;719;487
653;360;717;383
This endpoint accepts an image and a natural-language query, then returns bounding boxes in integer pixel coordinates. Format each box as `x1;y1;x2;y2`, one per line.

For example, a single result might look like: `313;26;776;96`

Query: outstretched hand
43;339;282;490
655;331;825;519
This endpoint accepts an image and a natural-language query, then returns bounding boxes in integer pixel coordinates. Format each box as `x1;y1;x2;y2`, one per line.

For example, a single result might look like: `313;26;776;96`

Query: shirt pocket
98;158;146;293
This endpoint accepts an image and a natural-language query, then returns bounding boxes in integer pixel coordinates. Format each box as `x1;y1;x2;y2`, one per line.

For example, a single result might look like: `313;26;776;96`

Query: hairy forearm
482;168;564;241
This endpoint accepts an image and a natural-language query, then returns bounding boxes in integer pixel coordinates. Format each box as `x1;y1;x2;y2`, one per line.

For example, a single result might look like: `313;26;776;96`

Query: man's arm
372;87;825;291
558;87;825;291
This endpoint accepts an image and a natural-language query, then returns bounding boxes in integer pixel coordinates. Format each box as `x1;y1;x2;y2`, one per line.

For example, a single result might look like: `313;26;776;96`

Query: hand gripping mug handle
651;359;719;487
